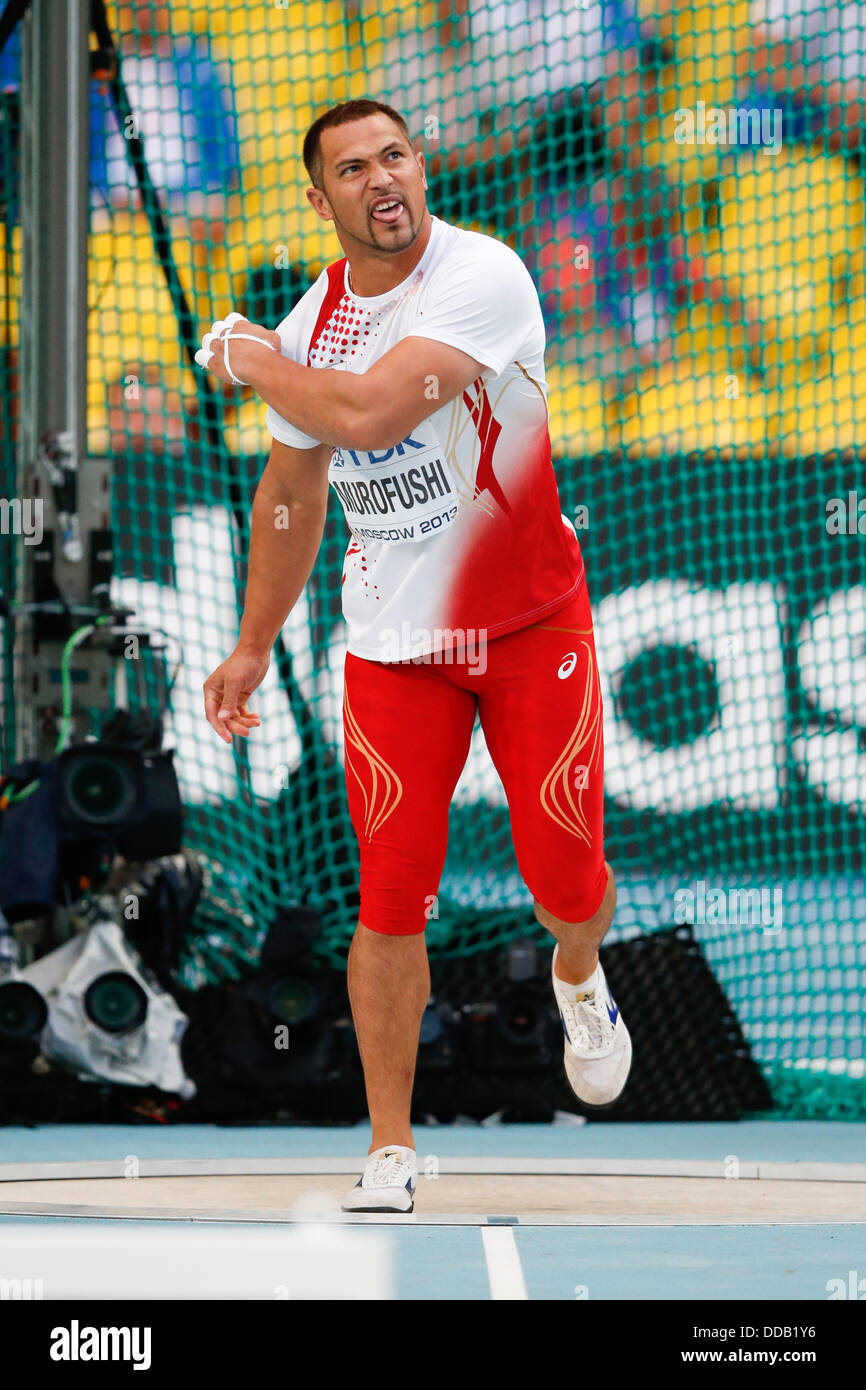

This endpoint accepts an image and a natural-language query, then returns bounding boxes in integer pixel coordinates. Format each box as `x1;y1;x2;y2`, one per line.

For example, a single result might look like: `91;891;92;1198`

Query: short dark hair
302;99;412;191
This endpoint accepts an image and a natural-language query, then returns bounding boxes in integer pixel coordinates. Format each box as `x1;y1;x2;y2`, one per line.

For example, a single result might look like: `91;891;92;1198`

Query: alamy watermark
50;1322;152;1369
1;1276;44;1299
0;498;43;545
673;101;782;155
378;624;488;674
674;879;783;934
826;1270;865;1299
826;491;866;535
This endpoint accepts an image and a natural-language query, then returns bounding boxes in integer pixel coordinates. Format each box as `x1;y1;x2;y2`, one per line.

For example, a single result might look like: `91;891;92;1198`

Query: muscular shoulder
426;217;533;287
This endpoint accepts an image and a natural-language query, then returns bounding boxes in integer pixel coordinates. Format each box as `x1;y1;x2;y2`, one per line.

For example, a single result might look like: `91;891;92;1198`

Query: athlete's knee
356;892;433;937
358;916;427;938
533;859;613;928
606;859;616;906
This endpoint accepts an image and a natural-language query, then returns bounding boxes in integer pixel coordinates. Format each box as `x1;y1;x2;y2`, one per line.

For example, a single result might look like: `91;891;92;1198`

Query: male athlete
198;99;631;1213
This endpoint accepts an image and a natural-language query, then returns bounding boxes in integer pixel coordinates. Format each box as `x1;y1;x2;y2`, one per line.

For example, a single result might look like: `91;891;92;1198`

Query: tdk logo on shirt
332;432;427;468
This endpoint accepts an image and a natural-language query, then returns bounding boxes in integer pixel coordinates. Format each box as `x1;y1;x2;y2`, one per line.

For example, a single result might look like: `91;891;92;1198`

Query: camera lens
63;754;136;825
0;981;48;1042
498;992;542;1045
84;971;148;1033
267;976;318;1026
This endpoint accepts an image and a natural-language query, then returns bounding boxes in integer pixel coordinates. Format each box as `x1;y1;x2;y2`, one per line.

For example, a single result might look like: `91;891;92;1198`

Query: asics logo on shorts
557;651;578;679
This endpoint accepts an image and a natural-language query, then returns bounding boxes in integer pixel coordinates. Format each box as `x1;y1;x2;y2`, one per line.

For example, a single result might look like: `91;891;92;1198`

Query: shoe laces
364;1148;414;1189
559;987;615;1055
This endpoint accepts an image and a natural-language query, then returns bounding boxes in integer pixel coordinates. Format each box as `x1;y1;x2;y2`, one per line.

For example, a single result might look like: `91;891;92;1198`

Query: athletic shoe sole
340;1201;415;1213
562;1021;633;1108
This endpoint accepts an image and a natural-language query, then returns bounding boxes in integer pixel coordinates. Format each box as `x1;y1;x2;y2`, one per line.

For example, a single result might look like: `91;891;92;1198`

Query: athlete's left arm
203;320;487;450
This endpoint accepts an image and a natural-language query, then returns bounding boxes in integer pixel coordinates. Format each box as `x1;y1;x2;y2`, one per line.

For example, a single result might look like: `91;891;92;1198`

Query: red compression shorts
342;579;608;935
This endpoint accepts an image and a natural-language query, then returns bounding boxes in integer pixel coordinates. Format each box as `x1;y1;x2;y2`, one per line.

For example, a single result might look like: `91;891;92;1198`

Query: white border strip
0;1223;394;1299
0;1203;864;1227
1;1157;864;1182
482;1227;528;1298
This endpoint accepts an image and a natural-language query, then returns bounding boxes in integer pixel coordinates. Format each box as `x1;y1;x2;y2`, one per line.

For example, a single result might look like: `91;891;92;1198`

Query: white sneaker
341;1145;417;1213
552;946;632;1108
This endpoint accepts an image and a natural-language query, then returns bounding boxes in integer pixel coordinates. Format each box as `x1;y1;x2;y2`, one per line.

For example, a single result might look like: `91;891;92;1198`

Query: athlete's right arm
203;438;332;744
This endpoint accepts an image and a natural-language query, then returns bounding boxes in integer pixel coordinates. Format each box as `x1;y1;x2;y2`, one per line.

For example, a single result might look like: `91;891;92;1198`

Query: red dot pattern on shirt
308;293;381;368
309;285;395;603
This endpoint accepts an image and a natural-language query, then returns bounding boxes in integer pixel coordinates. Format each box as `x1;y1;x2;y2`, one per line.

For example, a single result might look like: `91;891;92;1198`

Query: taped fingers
194;330;215;370
195;314;279;383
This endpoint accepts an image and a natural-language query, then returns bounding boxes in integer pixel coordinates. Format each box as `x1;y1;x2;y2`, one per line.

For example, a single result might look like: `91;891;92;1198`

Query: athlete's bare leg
347;922;429;1153
534;861;617;984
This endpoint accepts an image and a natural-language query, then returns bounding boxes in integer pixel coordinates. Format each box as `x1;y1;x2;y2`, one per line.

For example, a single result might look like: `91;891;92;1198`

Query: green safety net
1;1;865;1118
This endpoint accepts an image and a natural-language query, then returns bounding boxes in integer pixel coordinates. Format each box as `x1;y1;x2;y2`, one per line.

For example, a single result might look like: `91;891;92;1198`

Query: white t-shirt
266;215;584;662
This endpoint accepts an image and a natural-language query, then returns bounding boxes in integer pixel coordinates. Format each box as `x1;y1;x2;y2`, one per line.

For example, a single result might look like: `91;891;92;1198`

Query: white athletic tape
224;331;279;385
196;315;279;386
223;332;243;386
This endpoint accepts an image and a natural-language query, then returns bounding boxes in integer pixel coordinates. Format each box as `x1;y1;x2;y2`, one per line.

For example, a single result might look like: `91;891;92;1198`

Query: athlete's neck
346;212;433;298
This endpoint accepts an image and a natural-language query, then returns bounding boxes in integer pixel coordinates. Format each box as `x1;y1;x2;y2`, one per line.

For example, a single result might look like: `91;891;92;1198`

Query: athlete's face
311;115;428;254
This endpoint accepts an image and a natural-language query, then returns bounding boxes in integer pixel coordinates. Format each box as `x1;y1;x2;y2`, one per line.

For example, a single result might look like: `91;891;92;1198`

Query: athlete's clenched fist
195;311;280;386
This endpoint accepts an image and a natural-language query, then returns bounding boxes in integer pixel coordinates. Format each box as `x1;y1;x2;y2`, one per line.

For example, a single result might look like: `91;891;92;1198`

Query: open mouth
370;198;405;224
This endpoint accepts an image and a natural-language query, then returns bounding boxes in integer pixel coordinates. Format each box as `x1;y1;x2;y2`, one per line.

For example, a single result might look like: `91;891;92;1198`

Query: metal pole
66;0;88;470
16;0;90;760
19;0;88;466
